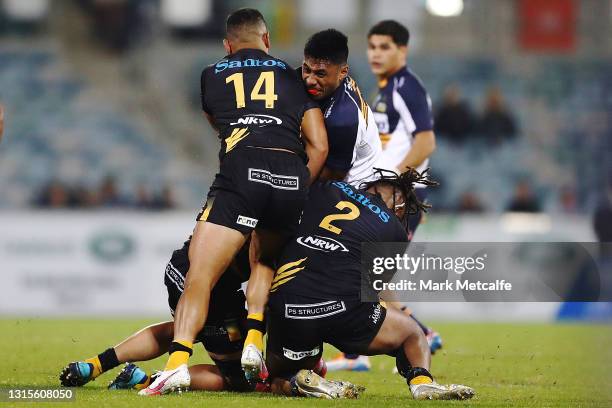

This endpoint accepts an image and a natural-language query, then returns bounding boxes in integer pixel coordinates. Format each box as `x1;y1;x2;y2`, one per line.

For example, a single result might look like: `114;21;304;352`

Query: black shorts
164;240;248;355
196;147;309;235
266;293;386;376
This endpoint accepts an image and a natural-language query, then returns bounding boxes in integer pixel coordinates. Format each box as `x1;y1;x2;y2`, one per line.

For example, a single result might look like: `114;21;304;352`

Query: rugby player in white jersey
299;29;381;187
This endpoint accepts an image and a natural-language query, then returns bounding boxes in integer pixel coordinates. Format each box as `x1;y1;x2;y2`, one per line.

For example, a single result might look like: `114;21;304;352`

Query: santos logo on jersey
214;58;287;73
230;114;282;127
296;235;349;253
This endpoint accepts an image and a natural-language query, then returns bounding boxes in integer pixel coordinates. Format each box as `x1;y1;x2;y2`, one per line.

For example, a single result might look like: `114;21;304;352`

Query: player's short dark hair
304;29;349;65
226;8;267;40
368;20;410;46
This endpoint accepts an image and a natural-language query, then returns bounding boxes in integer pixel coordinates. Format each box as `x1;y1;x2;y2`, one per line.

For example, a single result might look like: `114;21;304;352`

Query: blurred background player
327;19;442;373
300;29;381;186
368;20;436;240
141;8;328;396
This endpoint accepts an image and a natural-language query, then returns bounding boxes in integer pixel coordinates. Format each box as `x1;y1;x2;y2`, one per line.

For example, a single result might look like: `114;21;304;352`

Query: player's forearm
318;166;348;182
301;108;329;184
396;131;435;172
305;146;327;184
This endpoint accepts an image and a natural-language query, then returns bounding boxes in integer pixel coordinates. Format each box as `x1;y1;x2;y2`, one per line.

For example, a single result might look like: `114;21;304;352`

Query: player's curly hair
361;167;438;225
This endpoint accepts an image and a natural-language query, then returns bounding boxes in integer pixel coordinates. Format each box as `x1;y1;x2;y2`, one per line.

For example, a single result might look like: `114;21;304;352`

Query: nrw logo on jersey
296;235;348;253
230;114;282;127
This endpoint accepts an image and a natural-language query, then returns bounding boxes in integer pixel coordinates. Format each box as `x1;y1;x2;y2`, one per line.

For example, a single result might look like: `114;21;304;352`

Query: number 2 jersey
270;180;408;301
201;48;318;162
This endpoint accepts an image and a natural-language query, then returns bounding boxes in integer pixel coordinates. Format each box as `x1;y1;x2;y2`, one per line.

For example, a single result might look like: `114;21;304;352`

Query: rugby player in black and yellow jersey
263;168;475;400
59;242;254;393
138;8;328;395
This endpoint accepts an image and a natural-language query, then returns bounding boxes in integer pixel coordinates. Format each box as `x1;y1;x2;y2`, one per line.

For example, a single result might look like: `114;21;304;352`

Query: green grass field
1;319;611;407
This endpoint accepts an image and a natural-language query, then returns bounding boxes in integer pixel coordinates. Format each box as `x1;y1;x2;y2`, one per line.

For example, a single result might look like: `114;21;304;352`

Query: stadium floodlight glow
425;0;464;17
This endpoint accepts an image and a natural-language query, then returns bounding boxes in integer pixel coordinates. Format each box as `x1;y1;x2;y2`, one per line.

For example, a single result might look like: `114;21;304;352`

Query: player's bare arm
394;130;436;172
318;166;348;181
300;107;328;184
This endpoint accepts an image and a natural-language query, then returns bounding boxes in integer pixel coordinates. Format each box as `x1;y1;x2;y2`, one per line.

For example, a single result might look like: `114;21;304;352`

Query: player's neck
229;42;268;54
378;63;406;82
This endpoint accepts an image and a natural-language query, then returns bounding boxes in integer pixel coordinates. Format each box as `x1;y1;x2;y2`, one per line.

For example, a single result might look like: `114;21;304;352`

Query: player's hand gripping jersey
270;181;408;301
201;49;317;161
372;67;433;177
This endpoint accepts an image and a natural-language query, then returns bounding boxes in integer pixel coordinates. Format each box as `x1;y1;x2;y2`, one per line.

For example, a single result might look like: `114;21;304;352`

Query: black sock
98;348;120;372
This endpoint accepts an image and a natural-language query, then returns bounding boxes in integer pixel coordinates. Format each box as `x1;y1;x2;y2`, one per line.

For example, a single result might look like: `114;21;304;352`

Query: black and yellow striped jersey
271;180;408;300
201;48;317;161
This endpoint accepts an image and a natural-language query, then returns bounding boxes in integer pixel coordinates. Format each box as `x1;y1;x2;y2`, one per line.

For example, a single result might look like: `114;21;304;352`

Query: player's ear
262;31;270;51
339;64;349;81
399;45;408;60
223;38;232;54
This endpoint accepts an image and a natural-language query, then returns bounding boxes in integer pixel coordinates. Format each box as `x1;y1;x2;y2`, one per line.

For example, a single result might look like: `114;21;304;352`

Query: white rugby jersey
372;67;434;187
319;76;382;187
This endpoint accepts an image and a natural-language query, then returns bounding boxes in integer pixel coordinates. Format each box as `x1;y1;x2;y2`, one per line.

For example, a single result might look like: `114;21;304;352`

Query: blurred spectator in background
456;191;485;213
151;184;175;210
593;181;612;242
478;86;517;144
507;180;541;212
134;183;152;209
35;180;70;208
558;185;578;213
434;84;475;143
71;184;99;208
0;103;4;142
98;175;125;207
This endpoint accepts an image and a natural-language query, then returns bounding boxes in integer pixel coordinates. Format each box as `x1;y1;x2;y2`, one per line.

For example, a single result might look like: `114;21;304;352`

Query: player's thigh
324;302;386;355
366;306;419;354
187;220;247;288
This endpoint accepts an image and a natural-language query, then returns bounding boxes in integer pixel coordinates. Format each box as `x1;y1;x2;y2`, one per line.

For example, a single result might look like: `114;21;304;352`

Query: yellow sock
245;329;264;351
245;313;264;351
410;375;433;385
164;340;192;371
84;356;103;379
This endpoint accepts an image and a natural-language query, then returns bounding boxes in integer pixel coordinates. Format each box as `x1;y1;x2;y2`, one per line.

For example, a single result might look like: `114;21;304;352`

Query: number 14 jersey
201;48;317;161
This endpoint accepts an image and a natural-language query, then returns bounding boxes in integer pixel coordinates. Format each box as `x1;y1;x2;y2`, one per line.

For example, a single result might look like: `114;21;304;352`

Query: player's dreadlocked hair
361;167;438;227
